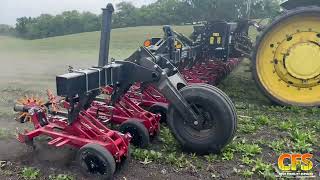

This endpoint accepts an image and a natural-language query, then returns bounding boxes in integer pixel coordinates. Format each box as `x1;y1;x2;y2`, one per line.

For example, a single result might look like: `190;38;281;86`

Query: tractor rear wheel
253;7;320;107
167;84;237;154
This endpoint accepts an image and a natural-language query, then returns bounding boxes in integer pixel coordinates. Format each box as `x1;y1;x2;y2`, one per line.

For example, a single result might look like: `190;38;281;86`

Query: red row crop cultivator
14;96;130;180
87;86;160;148
180;58;241;85
13;3;257;179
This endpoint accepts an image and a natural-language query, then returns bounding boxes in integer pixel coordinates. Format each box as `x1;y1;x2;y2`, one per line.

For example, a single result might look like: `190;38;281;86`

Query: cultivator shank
181;58;241;85
88;92;160;137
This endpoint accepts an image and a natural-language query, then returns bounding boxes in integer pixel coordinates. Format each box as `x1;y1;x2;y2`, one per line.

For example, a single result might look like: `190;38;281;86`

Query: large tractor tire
252;6;320;107
167;84;237;154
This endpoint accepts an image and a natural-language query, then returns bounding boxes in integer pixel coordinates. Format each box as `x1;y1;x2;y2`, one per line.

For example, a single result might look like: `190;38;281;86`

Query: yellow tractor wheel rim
255;11;320;106
286;42;320;80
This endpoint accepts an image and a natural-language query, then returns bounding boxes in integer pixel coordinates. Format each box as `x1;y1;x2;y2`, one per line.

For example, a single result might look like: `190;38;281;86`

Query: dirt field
0;26;319;179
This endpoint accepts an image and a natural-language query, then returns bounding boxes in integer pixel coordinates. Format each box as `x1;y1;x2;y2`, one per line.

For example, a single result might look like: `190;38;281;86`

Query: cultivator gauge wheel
148;103;168;124
15;95;45;123
167;84;237;154
77;143;116;180
119;119;150;148
253;7;320;106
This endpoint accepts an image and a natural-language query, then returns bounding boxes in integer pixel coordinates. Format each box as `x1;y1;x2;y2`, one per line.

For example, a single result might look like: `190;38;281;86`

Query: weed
278;120;293;131
290;129;316;144
164;152;177;165
292;140;313;152
241;156;254;165
175;153;190;168
252;158;275;179
160;126;178;152
289;106;303;114
290;129;316;152
256;115;270;125
268;139;286;153
309;107;320;115
239;123;258;134
49;174;75;180
256;138;269;145
22;167;40;180
132;148;162;162
222;150;234;161
241;169;254;178
204;154;218;163
190;153;202;169
237;143;262;157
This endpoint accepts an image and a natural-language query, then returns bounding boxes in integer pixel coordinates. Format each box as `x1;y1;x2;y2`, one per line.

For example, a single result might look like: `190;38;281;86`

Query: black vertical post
98;3;114;67
163;25;175;60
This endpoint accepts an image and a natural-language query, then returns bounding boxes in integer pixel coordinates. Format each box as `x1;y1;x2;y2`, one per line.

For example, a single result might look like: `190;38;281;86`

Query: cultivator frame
12;3;248;179
15;105;130;160
126;18;253;114
87;91;160;147
12;0;320;179
53;3;238;155
14;101;131;179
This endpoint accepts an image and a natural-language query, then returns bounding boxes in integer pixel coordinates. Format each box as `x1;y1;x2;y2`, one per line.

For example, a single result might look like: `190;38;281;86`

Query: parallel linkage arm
57;49;200;125
56;6;200;125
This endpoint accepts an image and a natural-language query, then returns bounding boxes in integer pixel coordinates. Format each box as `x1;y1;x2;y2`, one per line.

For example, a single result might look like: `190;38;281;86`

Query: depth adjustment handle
163;25;175;60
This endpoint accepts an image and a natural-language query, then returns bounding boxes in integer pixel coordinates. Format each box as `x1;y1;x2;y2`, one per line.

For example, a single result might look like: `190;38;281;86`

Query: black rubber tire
148;103;168;123
196;83;238;139
167;84;237;154
77;143;116;180
251;6;320;107
119;119;150;148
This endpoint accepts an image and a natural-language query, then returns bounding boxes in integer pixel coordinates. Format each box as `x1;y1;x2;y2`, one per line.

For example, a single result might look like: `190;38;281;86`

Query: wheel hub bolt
194;121;199;125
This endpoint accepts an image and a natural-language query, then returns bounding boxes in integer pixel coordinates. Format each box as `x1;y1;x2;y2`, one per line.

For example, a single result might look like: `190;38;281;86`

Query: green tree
13;0;281;39
0;24;14;35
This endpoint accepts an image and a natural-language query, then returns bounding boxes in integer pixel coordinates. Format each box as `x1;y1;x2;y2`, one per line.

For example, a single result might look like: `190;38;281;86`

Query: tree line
0;24;15;36
12;0;281;39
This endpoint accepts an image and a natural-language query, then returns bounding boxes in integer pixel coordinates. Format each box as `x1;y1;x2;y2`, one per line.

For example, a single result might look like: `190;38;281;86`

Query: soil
0;138;214;180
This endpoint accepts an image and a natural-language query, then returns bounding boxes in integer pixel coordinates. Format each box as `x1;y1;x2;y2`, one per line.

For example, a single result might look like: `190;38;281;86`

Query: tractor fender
281;0;320;10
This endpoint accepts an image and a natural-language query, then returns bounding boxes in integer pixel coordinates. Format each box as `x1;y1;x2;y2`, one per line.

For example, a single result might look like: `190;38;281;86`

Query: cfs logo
278;153;313;171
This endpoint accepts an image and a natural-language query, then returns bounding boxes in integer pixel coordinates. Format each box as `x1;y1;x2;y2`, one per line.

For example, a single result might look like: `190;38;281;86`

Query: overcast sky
0;0;154;25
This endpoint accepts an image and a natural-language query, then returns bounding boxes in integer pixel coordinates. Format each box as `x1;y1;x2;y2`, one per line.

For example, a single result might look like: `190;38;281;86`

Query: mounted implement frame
55;4;237;154
14;99;131;180
13;4;239;179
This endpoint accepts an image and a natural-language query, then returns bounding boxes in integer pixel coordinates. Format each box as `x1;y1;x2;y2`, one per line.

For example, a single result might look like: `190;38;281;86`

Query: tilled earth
0;139;206;180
